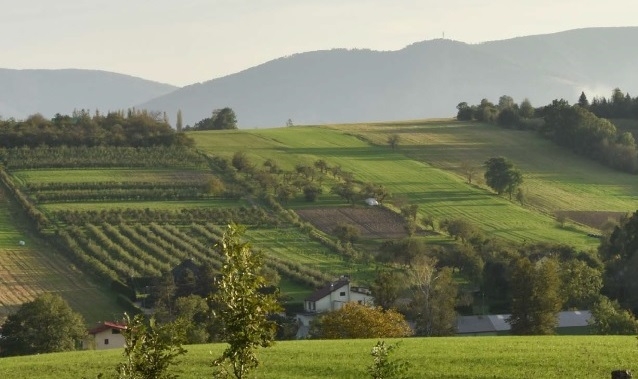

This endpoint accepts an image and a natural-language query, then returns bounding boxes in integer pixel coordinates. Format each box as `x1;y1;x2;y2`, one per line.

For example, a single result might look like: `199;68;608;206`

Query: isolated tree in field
459;160;478;184
484;156;523;198
116;313;186;379
0;293;86;357
310;303;412;339
407;256;458;336
367;341;411;379
508;257;562;335
387;134;400;150
211;224;281;379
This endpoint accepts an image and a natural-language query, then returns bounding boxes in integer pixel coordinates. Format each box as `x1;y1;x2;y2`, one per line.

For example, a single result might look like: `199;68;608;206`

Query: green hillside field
0;185;123;325
0;336;635;378
2;118;638;325
192;120;638;250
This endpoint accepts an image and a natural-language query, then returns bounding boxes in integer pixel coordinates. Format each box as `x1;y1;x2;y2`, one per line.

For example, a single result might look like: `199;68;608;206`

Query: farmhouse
457;310;592;336
84;321;127;350
296;276;374;338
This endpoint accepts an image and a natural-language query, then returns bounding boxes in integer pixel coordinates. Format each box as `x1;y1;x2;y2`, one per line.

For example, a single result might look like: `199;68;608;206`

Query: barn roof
88;321;127;335
457;311;592;334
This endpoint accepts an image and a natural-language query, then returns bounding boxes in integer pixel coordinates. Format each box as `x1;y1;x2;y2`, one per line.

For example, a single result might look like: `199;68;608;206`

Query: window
112;329;120;334
339;291;346;296
104;339;109;345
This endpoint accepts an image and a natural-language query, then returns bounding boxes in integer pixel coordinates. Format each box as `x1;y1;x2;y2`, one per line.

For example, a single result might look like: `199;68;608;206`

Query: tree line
0;108;193;148
457;91;638;174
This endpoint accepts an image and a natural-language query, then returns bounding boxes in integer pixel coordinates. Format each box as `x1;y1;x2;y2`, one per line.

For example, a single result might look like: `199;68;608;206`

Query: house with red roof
84;321;127;350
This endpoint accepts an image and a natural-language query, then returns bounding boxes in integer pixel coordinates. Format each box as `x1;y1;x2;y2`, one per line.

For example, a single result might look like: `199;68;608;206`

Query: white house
85;321;127;350
303;277;373;313
296;277;374;338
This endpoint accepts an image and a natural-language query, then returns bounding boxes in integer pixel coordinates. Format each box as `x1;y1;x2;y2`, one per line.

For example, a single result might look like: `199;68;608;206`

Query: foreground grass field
0;336;635;378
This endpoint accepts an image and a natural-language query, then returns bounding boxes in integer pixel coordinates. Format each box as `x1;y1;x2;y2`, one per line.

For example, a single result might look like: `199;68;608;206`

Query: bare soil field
556;210;629;229
296;206;408;239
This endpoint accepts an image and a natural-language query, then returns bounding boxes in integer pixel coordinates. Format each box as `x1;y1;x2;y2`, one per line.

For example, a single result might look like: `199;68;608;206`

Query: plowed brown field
296;206;408;239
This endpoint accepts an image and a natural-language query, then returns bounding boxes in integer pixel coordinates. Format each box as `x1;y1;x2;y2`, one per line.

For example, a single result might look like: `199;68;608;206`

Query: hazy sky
2;0;636;86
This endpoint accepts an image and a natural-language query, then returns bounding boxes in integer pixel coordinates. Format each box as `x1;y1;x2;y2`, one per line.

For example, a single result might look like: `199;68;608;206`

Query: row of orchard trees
0;109;193;148
457;92;638;174
0;225;285;379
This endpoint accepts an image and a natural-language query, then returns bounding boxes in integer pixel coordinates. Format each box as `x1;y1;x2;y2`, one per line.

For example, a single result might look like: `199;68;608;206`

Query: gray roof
457;311;592;334
305;279;349;302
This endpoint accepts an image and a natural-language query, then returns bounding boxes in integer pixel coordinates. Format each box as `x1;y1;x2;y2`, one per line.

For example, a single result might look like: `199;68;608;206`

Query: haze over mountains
2;27;637;127
0;69;177;120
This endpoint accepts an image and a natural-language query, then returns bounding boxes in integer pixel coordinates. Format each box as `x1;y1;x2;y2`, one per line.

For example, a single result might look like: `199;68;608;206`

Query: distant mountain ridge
3;27;638;127
138;27;638;128
0;69;177;120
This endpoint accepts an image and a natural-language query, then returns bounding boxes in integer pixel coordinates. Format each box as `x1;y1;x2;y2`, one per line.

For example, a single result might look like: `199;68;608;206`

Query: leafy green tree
333;222;361;244
578;91;589;108
313;159;329;174
0;293;86;356
367;341;411;379
231;151;251;172
173;295;210;344
310;303;412;339
459;160;478;184
508;257;562;335
387;134;400;150
116;313;186;379
599;210;638;313
212;107;238;130
456;102;473;121
211;224;281;379
440;218;481;243
370;269;404;310
407;256;458;336
560;259;603;309
519;98;535;119
589;296;638;335
484;156;523;198
303;184;322;202
331;181;358;205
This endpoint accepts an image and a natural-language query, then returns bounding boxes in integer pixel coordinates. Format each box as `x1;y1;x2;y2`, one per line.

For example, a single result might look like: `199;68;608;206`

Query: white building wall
93;329;126;350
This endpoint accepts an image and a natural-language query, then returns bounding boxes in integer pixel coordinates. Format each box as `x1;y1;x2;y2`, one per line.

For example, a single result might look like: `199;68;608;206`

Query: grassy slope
192;123;627;249
332;120;638;214
0;185;123;325
0;336;635;378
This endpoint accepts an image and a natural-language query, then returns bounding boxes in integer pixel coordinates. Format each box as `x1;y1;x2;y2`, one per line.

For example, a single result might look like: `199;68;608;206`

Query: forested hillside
139;27;638;127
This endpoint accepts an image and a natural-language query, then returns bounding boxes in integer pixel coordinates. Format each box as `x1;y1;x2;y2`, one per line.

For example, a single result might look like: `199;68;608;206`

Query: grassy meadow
0;336;635;378
189;121;638;249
